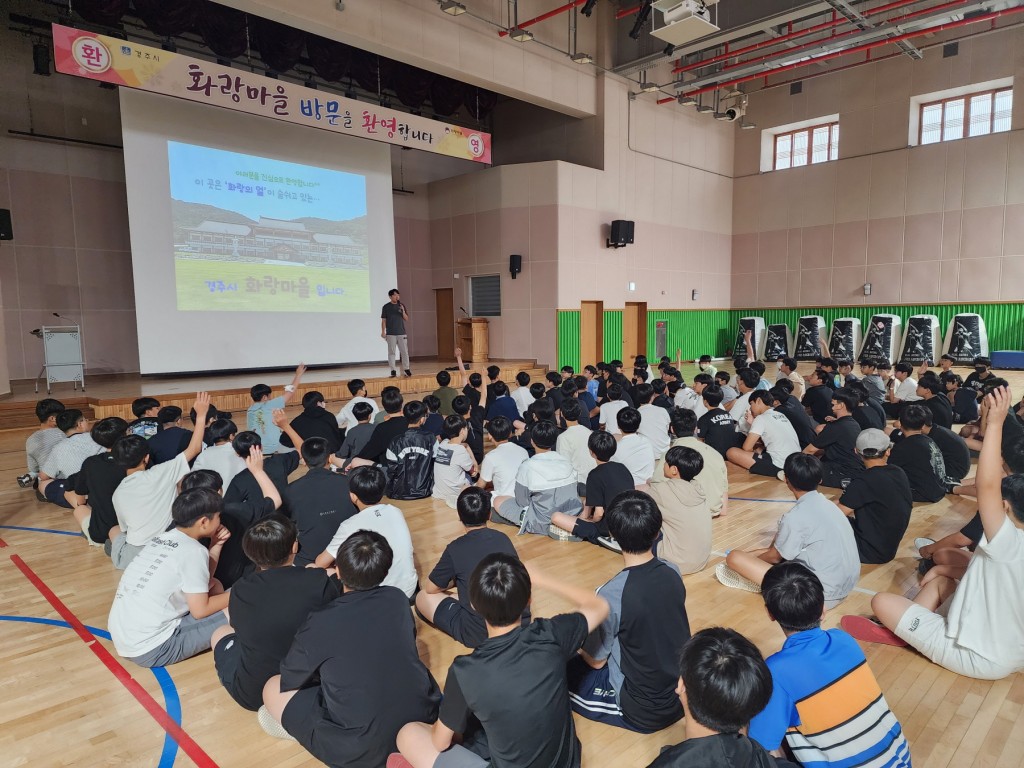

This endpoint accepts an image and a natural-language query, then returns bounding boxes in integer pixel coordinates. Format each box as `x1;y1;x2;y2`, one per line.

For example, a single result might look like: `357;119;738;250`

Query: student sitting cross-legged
21;397;65;490
476;416;528;512
720;454;861;610
212;514;339;711
726;391;801;480
261;531;441;764
843;386;1024;680
649;446;713;574
803;387;863;489
432;415;479;509
66;417;129;548
887;404;950;503
645;627;799;768
568;491;690;734
748;562;911;768
335;401;377;468
416;486;528;648
108;487;230;667
395;556;609;768
36;408;103;508
611;407;656;486
192;418;246;489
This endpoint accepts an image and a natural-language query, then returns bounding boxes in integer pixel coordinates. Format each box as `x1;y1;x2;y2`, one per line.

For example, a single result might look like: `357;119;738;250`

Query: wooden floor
1;366;1022;767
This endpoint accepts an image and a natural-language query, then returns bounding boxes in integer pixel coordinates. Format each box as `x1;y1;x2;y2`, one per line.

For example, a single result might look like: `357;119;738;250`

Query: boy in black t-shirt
917;376;954;429
695;386;739;457
127;397;161;439
147;407;193;465
551;430;634;544
568;491;689;733
262;531;441;764
801;369;835;425
416;487;527;648
941;372;979;424
804;388;863;488
212;514;338;711
66;416;129;547
395;554;609;768
888;405;949;502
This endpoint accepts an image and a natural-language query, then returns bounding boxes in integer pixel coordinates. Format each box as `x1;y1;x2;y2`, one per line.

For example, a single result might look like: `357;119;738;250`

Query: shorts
577;482;587;497
431;597;488;648
748;452;782;477
110;532;146;570
820;463;857;489
960;512;983;548
43;478;72;508
565;656;652;733
127;611;227;668
571;517;608;543
895;602;1019;680
495;497;525;526
213;633;261;711
434;745;490;768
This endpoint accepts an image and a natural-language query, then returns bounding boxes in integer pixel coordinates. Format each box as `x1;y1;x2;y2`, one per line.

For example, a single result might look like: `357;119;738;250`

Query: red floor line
10;553;220;768
0;537;7;548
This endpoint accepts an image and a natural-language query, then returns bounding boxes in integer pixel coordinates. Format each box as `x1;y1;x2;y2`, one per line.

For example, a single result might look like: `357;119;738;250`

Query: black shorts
432;597;488;648
213;633;260;711
43;478;72;508
820;463;856;489
282;685;391;767
960;512;983;548
572;517;608;543
748;452;782;477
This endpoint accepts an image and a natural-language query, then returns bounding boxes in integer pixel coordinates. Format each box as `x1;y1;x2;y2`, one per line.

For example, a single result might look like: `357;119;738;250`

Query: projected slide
169;141;369;313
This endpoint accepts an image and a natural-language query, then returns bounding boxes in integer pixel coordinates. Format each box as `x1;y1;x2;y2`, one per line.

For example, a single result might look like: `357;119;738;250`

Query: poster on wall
942;313;989;363
733;317;765;362
828;318;861;362
763;323;792;361
859;314;902;363
899;315;941;365
794;316;826;361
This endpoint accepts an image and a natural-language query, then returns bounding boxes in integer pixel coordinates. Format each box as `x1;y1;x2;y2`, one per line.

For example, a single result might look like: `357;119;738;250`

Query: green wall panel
557;311;581;371
646;310;735;361
603;311;623;361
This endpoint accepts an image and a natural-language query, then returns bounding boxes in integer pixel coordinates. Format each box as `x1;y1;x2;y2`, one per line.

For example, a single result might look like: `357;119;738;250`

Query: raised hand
193;392;211;417
245;445;265;474
272;408;288;427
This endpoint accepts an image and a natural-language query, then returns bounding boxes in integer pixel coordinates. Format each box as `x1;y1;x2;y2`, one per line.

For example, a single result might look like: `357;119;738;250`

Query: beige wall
731;25;1024;308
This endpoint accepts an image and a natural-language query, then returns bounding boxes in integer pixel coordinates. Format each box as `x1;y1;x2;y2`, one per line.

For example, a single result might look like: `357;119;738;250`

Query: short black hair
91;417;128;449
973;356;991;367
301;437;330;469
352;401;375;421
157;406;182;425
57;409;84;433
422;395;441;414
781;356;797;371
171;487;222;528
468;372;483;388
588;430;617;462
607;383;623;401
112;435;150;468
528;397;555;423
348;465;387;505
232;430;262;458
560;379;578;396
699;355;712;364
783;453;822;492
529;382;547;399
388;288;400;296
180;468;223;494
250;384;271;403
35;398;65;423
560;398;583;422
531;420;559;450
469;552;530;627
381;386;404;414
242;513;297;569
669;407;697;438
493;380;509;398
403;400;428;424
436;370;451;386
918;377;942;396
131;397;160;417
487;365;501;381
810;367;829;384
845;380;870;403
452;395;471;417
665;445;703;481
714;371;730;385
900;403;932;430
651;379;667;395
1003;474;1024;522
207;418;237;444
702;386;725;408
545;371;562;387
836;359;853;371
456;486;492;527
302;391;325;409
617;406;641;434
336;530;392;591
748;390;773;408
895;362;914;375
584;365;598;376
774;377;794;394
831;388;859;413
634;383;654;404
761;561;825;632
679;627;773;734
486;415;513;442
347;379;366;396
443;414;467;440
693;373;714;386
859;358;878;370
940;372;963;387
516;371;531;387
737;369;761;389
607;491;662;553
749;361;766;376
820;357;837;370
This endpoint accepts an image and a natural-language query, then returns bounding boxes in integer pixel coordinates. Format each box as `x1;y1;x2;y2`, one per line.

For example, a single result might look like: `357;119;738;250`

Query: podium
456;318;490;363
32;326;85;393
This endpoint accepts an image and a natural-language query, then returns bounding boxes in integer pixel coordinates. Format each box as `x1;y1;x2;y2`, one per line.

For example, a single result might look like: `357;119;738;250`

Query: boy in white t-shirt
599;383;629;435
611;407;656;486
191;418;246;490
556;400;596;494
313;466;417;599
844;386;1024;680
108;487;230;667
432;415;478;508
336;378;379;431
635;383;671;459
477;416;529;508
726;391;801;479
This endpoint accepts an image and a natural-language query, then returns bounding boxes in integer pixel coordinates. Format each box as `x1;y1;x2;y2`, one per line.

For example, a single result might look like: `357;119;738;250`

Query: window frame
917;85;1012;145
771;120;839;171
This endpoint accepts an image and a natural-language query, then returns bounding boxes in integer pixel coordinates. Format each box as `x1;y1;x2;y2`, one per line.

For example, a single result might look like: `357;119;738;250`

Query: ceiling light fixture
677;94;696;106
509;27;534;42
740;118;757;130
571;52;594;64
696;103;713;113
440;0;467;15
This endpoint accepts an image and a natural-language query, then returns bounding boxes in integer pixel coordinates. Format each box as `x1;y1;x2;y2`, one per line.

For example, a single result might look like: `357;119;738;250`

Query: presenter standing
381;288;411;377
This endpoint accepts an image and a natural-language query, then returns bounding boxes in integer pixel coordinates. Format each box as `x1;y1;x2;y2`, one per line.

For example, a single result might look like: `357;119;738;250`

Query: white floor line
853;586;878;596
711;550;728;558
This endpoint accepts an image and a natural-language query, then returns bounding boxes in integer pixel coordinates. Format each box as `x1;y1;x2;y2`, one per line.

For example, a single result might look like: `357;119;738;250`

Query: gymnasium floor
1;366;1022;768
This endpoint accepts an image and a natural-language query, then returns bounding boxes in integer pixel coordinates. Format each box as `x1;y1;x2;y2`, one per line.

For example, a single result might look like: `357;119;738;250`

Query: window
918;86;1012;144
772;121;838;170
469;274;501;317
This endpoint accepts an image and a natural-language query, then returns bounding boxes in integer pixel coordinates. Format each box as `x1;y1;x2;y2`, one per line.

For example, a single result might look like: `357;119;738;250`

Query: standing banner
733;317;765;362
828;318;861;362
899;315;941;365
795;316;826;361
943;313;989;363
860;314;902;363
51;23;492;164
763;323;792;361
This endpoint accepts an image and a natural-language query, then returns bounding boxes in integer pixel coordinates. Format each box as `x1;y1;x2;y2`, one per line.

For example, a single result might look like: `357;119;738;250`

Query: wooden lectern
457;318;490;363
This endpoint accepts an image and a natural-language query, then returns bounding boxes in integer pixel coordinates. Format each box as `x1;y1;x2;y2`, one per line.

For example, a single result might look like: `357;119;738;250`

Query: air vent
943;42;959;58
790;82;802;95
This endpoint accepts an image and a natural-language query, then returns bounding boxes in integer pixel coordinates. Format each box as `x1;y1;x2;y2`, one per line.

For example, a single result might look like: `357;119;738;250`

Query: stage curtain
306;34;352;82
392;63;433;110
252;16;305;74
195;3;249;60
429;76;465;117
131;0;197;37
464;87;497;120
75;0;129;26
350;51;394;96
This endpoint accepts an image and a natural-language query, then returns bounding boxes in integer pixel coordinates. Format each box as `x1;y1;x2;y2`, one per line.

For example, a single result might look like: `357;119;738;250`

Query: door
580;301;604;368
435;287;455;360
623;301;648;362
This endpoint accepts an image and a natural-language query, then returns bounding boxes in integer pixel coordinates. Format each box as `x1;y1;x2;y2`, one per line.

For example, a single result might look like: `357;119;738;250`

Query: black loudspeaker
509;253;522;279
0;209;11;241
607;219;634;248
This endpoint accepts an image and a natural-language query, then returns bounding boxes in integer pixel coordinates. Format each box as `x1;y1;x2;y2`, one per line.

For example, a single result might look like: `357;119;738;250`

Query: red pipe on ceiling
673;6;1023;99
617;4;642;19
672;0;926;74
498;0;591;37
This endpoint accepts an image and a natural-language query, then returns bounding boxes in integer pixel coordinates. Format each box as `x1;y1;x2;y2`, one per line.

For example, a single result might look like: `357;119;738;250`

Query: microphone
52;312;78;324
459;306;470;317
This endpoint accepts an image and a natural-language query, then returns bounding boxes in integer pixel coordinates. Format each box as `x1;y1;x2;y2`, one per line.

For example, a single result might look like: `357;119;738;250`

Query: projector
649;0;719;46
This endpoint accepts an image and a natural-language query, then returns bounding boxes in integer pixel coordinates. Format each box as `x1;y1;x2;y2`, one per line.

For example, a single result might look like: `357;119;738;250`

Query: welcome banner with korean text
51;23;492;164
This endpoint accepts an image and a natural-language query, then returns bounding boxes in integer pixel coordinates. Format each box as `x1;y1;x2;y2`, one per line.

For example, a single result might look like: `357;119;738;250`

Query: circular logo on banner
467;134;485;158
72;37;113;74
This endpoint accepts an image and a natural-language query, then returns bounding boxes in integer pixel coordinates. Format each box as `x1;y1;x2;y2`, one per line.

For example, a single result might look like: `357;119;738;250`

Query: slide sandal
715;563;762;593
840;615;908;647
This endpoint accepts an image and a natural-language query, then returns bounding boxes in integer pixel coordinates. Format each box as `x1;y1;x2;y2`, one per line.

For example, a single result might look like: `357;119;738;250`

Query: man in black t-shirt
147;407;193;466
922;422;971;485
417;487;527;648
801;369;834;425
262;531;440;765
67;416;129;547
695;386;740;457
395;554;609;768
381;289;411;377
804;388;863;488
888;404;948;502
917;377;954;429
551;431;634;544
770;385;816;448
354;387;408;465
225;426;300;505
212;514;338;711
963;356;995;395
837;430;913;564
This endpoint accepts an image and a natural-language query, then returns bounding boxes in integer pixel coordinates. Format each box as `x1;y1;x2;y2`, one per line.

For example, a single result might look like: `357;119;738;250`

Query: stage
0;358;548;428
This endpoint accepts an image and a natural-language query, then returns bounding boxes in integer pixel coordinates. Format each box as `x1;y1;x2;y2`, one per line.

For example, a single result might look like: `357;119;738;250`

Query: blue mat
992;350;1024;370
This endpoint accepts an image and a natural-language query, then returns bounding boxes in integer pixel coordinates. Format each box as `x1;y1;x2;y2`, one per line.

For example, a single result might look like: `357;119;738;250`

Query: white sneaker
79;514;102;547
257;706;296;741
914;537;935;554
596;536;622;553
715;562;762;593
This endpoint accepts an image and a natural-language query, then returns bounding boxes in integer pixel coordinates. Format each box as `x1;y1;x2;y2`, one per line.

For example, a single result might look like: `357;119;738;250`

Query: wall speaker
509;253;522;279
607;219;634;249
0;209;12;241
